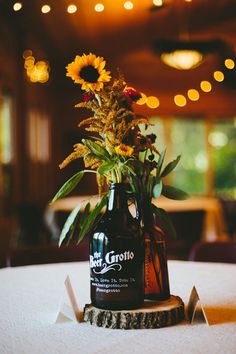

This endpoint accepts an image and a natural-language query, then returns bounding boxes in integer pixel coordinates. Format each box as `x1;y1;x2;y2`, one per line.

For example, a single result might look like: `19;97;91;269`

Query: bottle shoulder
92;213;142;239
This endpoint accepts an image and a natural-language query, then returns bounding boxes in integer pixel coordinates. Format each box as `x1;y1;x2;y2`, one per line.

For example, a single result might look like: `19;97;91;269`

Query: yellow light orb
174;94;187;107
41;5;51;14
24;56;35;69
23;50;32;59
187;89;200;101
94;3;104;12
136;93;147;105
224;58;235;70
200;80;212;92
13;2;22;11
146;96;160;109
153;0;163;6
213;71;224;82
124;1;134;10
67;4;77;14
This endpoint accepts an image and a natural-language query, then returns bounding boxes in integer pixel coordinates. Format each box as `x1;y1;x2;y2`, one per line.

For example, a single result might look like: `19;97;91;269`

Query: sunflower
66;53;111;91
115;144;134;157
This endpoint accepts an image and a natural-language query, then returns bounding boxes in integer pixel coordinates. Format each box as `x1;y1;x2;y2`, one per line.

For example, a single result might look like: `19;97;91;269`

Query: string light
13;2;22;11
153;0;163;6
187;89;200;101
136;93;147;105
23;50;50;83
224;58;235;70
146;96;160;109
67;4;77;14
41;5;51;14
213;71;224;82
174;95;187;107
124;1;134;10
94;3;104;12
200;81;212;92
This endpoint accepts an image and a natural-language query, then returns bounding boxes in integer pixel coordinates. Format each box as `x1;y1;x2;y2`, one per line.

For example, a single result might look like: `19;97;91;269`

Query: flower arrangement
52;53;188;245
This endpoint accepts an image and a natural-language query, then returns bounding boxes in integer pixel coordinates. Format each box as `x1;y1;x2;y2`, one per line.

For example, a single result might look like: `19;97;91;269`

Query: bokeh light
174;94;187;107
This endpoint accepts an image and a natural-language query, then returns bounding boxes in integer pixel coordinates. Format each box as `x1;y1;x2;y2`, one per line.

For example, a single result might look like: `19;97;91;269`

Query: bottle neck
107;183;129;212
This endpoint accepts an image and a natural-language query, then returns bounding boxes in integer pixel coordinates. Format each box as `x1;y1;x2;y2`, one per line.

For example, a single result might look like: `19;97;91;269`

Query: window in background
171;118;208;195
0;90;14;214
0;91;14;164
147;116;236;198
209;119;236;197
27;110;51;163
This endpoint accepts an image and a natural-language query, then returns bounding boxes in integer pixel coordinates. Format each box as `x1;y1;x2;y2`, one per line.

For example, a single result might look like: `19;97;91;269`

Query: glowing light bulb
153;0;163;6
67;4;77;14
94;3;104;12
187;89;200;101
23;50;32;59
136;93;147;105
213;71;224;82
13;2;22;11
224;58;235;70
174;94;187;107
146;96;160;109
124;1;134;10
41;5;51;14
200;81;212;92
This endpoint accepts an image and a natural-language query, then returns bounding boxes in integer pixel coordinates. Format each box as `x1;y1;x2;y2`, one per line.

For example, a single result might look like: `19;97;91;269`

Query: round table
0;260;235;354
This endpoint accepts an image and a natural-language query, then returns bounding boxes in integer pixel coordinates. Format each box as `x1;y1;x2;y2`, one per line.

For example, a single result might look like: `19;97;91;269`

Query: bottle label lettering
90;250;134;274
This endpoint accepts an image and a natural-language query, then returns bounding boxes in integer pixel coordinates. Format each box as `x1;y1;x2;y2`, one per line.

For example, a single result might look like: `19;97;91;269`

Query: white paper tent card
187;286;209;325
55;275;83;323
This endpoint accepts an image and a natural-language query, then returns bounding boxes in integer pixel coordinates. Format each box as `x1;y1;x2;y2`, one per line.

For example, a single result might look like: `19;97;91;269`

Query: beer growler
90;183;144;310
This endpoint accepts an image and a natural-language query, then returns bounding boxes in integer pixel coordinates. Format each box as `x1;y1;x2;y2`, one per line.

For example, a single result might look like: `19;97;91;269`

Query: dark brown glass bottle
90;183;144;310
144;221;170;301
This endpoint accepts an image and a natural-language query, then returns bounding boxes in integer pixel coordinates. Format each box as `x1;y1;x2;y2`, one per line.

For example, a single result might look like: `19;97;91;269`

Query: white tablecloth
0;261;235;354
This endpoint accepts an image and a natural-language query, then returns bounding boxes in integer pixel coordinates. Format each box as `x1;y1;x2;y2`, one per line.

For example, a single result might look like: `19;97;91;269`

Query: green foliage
161;155;181;177
52;171;84;203
98;161;116;175
76;193;108;245
152;204;177;239
58;204;82;246
152;180;163;199
82;139;110;161
162;184;189;200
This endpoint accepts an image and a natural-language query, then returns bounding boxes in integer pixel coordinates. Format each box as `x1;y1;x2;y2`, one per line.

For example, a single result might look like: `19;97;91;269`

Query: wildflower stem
83;170;97;174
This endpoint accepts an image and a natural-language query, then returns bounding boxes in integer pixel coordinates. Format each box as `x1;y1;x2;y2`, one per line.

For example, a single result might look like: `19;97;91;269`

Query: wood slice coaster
83;295;184;329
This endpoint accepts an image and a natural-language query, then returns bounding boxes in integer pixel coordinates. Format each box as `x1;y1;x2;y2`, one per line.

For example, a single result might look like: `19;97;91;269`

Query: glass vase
144;223;170;301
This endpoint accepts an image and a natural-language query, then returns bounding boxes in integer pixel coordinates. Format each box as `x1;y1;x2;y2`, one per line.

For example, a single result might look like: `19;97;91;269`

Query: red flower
123;88;141;102
83;93;95;102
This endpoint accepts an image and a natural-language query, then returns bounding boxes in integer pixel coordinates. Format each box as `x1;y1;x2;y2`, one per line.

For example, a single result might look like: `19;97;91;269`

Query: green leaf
79;202;91;226
77;193;108;245
97;161;116;175
83;139;110;160
58;204;82;246
152;204;177;239
161;155;181;177
152;180;163;199
156;149;166;176
52;171;84;203
162;184;190;200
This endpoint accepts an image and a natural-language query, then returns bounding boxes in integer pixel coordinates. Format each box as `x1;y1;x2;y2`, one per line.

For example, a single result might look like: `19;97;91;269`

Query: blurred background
0;0;236;265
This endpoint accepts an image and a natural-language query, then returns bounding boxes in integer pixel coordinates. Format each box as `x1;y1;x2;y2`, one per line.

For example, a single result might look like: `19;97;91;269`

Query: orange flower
115;144;134;157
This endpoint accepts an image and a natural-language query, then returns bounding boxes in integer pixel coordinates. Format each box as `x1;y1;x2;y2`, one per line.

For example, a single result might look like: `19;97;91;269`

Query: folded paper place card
187;286;209;325
55;275;83;323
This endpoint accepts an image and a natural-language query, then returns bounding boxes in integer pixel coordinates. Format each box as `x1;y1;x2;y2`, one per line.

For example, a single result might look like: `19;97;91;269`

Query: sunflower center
79;65;100;83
